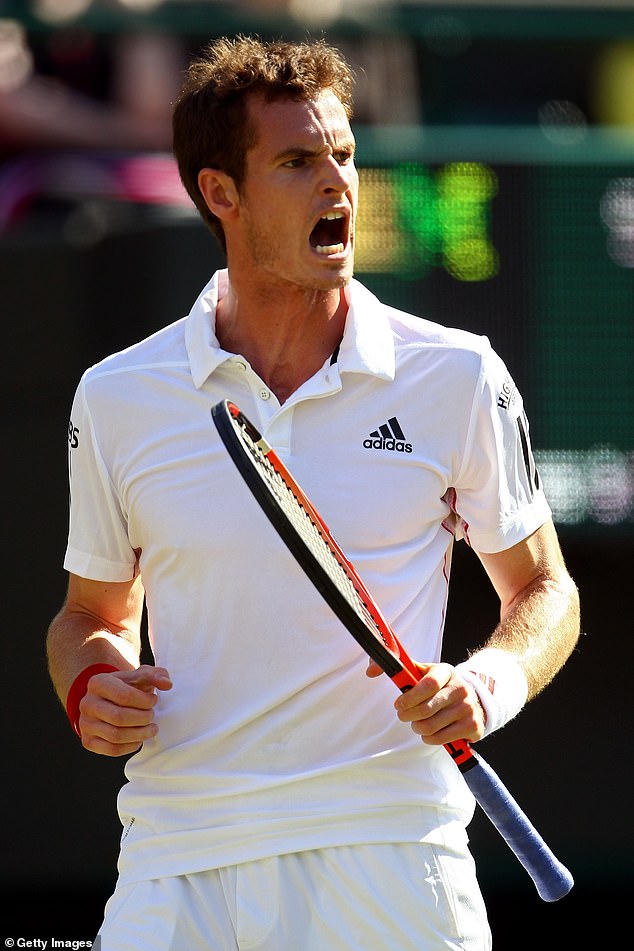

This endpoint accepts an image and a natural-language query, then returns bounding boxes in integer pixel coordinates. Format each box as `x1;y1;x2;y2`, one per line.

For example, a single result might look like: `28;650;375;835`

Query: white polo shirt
65;269;551;885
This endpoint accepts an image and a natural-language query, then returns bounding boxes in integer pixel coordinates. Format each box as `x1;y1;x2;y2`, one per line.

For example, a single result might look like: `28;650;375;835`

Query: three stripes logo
363;417;412;453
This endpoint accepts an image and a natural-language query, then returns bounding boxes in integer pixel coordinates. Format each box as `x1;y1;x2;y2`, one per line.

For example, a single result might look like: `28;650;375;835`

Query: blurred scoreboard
353;141;634;530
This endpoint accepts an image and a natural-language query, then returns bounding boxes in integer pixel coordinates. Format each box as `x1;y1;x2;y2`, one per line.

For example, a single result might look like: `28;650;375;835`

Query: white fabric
64;269;551;886
97;841;491;951
456;648;529;738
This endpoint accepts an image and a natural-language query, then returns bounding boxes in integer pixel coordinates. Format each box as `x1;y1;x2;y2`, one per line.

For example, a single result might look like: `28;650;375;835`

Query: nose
320;154;357;196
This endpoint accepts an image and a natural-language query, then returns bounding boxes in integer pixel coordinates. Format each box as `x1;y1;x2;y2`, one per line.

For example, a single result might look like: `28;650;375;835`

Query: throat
255;348;333;404
215;286;347;402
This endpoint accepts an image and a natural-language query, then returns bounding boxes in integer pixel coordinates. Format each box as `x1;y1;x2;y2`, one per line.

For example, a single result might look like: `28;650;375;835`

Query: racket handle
461;750;574;901
391;647;572;899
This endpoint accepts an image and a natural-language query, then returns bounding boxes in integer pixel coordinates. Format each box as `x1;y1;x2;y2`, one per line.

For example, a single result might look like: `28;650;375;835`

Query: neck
215;276;348;403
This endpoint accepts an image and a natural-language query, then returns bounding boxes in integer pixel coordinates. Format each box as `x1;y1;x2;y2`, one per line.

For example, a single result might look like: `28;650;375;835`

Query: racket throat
255;435;272;455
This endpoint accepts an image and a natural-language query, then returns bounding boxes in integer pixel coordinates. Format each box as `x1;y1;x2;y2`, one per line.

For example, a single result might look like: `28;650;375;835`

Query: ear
197;168;240;222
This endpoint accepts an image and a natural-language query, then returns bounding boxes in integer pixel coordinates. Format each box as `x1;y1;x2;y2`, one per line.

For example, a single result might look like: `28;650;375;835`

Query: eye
334;150;354;166
282;157;307;169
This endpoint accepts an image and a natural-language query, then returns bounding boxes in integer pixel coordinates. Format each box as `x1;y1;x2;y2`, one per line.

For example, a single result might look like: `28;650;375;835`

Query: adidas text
363;437;412;453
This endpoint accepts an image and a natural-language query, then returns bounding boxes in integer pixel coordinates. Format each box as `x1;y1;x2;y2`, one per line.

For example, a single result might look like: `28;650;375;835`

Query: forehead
246;89;354;153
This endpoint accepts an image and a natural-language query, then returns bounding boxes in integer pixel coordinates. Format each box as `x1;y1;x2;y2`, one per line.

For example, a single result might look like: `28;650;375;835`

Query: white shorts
96;842;491;951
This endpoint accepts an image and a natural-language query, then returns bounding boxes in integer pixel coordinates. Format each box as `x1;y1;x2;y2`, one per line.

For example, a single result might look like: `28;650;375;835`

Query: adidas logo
363;417;412;453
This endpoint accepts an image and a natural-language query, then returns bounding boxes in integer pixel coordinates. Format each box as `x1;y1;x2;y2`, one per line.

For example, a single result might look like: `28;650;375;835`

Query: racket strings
239;427;389;646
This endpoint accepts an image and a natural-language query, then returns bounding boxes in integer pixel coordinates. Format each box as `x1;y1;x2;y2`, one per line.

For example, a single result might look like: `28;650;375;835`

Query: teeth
316;243;345;255
315;211;345;254
313;210;346;254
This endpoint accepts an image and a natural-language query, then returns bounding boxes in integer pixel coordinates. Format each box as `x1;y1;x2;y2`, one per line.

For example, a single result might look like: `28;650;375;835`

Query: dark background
2;2;632;947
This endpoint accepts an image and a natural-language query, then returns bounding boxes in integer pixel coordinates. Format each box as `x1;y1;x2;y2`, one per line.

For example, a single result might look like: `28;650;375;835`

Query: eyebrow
274;147;317;162
272;140;356;164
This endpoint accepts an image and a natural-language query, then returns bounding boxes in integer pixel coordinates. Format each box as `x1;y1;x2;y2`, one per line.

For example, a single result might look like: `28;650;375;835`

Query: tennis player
47;37;580;950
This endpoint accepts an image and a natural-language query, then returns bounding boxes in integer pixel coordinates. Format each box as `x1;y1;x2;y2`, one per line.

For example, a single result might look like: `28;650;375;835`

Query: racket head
211;399;420;689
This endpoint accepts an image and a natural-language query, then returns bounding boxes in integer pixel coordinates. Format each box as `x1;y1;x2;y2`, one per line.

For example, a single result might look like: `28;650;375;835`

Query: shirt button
235;361;247;372
259;388;271;400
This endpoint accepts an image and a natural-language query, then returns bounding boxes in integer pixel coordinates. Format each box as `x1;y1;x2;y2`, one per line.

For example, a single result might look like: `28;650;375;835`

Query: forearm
481;572;580;700
47;608;140;705
401;572;581;745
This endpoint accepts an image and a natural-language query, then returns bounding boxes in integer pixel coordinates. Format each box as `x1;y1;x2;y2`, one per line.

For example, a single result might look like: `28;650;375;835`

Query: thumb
365;659;385;679
118;665;173;693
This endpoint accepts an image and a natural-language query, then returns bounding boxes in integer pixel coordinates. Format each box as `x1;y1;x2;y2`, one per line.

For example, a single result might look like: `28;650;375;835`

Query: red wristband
65;663;120;737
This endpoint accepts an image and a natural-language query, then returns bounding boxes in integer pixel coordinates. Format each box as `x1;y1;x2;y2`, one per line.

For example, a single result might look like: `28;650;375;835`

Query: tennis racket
211;398;573;902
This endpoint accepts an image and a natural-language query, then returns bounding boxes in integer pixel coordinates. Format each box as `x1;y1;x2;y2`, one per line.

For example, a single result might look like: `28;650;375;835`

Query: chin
313;260;354;290
307;276;351;294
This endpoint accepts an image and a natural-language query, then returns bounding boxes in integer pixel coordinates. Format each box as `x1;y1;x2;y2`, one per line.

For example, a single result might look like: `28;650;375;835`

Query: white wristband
456;648;529;738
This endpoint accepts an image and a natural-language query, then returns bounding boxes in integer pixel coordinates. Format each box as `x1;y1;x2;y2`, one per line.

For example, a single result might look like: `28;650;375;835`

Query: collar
337;279;395;381
185;270;233;389
185;269;395;390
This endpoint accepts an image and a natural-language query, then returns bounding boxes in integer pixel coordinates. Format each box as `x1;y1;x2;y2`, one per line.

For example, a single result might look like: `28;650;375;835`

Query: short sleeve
451;341;551;553
64;375;137;581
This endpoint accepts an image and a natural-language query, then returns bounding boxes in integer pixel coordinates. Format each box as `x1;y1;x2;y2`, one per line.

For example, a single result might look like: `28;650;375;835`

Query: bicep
47;572;146;699
477;519;569;618
63;572;145;652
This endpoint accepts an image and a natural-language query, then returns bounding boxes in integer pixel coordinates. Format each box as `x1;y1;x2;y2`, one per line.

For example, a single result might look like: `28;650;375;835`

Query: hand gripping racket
211;399;573;902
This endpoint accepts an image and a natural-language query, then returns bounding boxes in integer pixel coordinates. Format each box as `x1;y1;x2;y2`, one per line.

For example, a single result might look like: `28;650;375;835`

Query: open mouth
309;210;349;256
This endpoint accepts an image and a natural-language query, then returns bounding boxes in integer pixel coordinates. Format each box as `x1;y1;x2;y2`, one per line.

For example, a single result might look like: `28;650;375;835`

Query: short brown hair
172;36;355;249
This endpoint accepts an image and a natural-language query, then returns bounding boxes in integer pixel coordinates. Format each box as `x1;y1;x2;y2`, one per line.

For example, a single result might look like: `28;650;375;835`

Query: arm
47;572;172;756
391;519;580;744
476;518;580;698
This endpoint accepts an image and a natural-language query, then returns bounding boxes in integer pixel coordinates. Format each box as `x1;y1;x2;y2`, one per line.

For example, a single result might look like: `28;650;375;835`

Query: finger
82;733;147;758
394;663;452;714
416;714;482;746
78;700;155;749
409;700;466;738
91;715;158;746
409;689;485;745
79;717;156;755
88;667;172;711
118;666;173;692
365;660;384;678
85;678;157;716
85;692;158;728
80;710;159;756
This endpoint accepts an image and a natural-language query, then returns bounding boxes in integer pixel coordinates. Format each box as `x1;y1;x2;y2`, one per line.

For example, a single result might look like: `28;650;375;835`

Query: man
47;37;580;950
